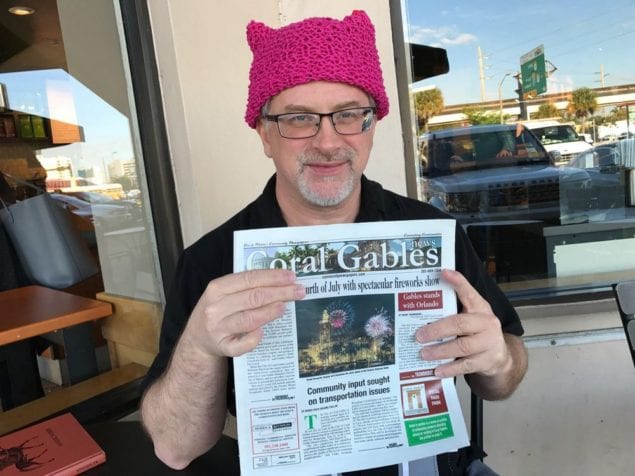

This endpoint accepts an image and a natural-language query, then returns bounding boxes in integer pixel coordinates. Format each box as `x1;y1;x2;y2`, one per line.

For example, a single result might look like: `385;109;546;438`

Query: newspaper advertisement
233;219;469;476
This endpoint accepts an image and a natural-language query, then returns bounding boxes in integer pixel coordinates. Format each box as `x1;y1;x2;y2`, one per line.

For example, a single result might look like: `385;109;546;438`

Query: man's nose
311;116;342;150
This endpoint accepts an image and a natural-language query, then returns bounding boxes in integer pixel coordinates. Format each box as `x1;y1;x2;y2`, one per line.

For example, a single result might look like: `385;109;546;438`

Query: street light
498;73;511;124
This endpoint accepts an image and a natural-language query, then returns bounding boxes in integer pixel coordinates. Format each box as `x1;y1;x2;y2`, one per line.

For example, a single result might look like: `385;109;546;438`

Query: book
17;114;33;139
31;116;48;139
0;413;106;475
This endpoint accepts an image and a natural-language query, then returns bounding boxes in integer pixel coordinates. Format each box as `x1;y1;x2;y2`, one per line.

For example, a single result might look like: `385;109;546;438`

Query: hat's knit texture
245;10;389;128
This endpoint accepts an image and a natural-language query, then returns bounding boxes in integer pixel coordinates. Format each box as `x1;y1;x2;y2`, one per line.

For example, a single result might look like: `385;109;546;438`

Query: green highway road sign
520;45;546;98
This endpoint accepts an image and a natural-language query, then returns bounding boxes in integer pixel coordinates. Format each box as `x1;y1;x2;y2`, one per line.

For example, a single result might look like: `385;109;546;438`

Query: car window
532;125;579;144
421;127;549;177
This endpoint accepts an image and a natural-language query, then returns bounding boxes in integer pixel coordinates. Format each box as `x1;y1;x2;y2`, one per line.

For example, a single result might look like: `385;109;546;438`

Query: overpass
429;83;635;128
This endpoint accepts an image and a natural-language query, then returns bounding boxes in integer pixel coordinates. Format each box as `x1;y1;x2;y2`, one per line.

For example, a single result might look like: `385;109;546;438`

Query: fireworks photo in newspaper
296;294;396;378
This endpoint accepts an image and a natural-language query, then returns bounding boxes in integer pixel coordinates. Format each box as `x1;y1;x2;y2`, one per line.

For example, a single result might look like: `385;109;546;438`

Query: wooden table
0;285;113;384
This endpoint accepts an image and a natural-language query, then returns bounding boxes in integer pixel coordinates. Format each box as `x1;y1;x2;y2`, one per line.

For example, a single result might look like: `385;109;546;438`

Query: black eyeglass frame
263;106;377;139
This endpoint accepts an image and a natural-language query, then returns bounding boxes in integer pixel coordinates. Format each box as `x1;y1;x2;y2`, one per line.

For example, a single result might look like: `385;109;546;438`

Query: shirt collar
355;174;387;222
252;175;287;227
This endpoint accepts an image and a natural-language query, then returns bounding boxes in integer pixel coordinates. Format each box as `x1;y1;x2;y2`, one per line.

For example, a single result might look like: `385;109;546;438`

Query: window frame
118;0;183;298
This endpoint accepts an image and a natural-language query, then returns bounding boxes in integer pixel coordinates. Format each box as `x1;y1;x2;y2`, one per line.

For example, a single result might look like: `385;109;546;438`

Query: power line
547;30;635;61
485;7;622;59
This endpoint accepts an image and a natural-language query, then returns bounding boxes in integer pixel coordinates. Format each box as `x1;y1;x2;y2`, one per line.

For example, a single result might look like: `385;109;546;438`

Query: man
140;10;527;475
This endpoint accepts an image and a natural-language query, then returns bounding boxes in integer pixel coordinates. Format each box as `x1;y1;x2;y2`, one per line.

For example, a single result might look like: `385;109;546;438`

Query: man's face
256;81;376;213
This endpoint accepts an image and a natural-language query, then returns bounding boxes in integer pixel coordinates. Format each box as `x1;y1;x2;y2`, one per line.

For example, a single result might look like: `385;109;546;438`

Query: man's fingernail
294;285;306;299
416;329;429;343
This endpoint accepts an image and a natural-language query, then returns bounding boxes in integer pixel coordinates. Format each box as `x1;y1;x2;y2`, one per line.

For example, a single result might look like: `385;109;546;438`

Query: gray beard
297;149;356;207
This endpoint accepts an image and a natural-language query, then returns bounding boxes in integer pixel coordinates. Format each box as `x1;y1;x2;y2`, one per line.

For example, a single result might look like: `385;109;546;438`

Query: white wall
147;0;406;246
146;5;635;474
58;0;130;117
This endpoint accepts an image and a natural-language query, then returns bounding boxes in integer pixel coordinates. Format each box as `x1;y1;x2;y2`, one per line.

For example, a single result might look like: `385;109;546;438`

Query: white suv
523;120;592;165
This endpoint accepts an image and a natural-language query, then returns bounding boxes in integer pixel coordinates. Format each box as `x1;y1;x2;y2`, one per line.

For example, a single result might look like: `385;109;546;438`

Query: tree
414;88;444;132
533;103;560;119
111;175;133;191
346;341;358;364
604;106;627;125
567;87;598;132
299;351;313;371
462;107;500;125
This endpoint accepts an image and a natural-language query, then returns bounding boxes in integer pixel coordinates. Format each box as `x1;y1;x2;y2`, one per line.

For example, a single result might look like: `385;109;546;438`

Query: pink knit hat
245;10;389;129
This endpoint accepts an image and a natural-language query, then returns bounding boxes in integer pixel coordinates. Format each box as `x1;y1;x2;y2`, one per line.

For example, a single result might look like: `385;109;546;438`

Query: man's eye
287;114;314;124
337;110;361;121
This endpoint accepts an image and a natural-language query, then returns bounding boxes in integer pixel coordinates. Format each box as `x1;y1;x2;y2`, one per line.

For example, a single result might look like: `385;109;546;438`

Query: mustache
299;148;356;165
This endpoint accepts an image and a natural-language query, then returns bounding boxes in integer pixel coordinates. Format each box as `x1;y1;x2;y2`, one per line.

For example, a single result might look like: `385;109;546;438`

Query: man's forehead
269;81;369;111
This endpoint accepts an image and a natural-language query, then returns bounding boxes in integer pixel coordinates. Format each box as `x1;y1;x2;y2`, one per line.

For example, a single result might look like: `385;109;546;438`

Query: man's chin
300;184;352;208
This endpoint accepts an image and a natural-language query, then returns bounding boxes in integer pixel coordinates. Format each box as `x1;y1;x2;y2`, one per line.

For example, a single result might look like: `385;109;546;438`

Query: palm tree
319;350;329;368
346;341;358;364
567;87;597;133
299;351;313;371
414;88;444;132
332;341;344;362
534;103;560;119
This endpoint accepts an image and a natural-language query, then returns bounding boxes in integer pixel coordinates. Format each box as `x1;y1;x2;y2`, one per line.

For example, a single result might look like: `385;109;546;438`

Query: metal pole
478;46;486;102
515;74;529;120
498;73;511;124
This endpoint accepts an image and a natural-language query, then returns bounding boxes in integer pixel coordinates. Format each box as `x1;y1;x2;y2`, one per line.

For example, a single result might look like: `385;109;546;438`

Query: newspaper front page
233;220;468;475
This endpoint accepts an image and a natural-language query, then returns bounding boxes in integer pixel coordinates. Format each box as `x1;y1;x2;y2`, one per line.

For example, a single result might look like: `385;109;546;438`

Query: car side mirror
549;150;561;165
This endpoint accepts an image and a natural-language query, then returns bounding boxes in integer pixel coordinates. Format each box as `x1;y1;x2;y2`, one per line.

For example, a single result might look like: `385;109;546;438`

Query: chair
471;393;484;461
613;281;635;367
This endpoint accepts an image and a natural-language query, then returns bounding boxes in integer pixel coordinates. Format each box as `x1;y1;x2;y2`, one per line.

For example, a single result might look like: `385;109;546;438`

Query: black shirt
144;174;523;415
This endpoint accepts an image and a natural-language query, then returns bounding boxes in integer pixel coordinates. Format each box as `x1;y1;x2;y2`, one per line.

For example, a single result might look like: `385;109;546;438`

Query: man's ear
256;120;273;158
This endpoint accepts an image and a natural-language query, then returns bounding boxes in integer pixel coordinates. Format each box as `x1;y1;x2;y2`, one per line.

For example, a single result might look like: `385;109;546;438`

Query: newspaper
233;219;468;476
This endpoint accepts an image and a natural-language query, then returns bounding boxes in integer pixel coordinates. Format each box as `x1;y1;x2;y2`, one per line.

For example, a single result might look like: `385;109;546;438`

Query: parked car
578;133;594;144
566;145;627;218
61;190;143;222
523;120;592;165
50;193;137;233
418;124;592;226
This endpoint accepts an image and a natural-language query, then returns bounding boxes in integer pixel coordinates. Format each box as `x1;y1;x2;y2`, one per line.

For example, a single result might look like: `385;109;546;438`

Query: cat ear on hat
347;10;372;26
246;20;273;50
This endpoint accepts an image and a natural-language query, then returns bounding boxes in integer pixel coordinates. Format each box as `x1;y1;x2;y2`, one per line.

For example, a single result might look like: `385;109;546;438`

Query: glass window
0;1;162;302
399;0;635;299
0;0;163;421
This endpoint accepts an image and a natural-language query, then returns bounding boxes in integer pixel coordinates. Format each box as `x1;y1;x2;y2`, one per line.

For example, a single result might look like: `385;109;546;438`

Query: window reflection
403;0;635;297
0;69;160;301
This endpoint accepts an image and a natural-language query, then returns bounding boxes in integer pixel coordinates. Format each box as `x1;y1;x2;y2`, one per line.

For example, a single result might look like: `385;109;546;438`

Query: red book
0;413;105;475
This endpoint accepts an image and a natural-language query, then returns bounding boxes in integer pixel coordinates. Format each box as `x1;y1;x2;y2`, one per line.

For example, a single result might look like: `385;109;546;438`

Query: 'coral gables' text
244;240;441;276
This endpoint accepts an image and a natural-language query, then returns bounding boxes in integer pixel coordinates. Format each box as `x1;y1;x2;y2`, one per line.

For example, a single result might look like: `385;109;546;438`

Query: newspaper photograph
233;219;469;476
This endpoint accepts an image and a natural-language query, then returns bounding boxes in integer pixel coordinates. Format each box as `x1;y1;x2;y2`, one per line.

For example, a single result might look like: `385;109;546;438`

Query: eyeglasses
264;107;376;139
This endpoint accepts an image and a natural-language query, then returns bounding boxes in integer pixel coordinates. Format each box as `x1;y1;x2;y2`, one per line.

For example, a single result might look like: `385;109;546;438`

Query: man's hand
415;269;527;399
186;269;306;358
141;268;306;469
496;147;512;158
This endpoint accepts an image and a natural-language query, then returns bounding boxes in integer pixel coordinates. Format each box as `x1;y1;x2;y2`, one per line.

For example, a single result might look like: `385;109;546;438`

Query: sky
0;69;134;181
404;0;635;106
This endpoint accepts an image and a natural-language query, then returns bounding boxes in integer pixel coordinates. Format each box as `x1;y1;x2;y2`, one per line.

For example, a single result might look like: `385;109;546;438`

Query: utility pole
595;64;608;88
600;64;605;87
477;46;487;102
514;73;529;120
498;73;511;124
